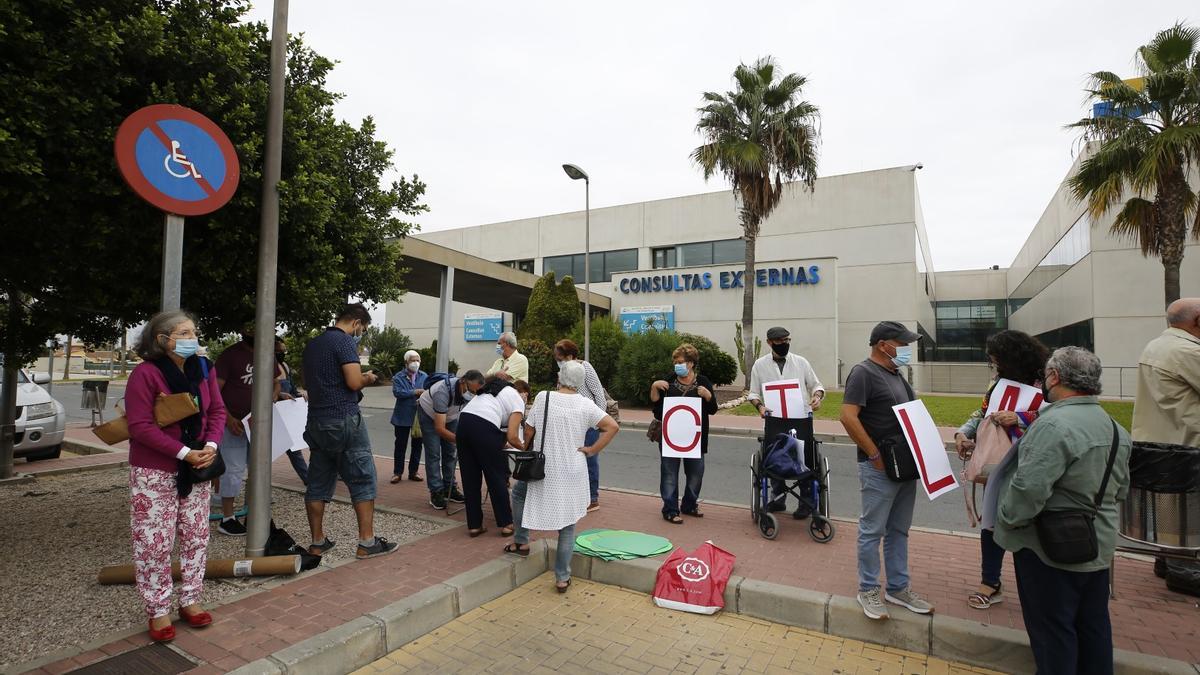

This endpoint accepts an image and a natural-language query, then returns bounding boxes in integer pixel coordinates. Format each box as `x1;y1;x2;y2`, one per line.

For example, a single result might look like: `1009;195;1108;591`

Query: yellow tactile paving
353;574;1003;674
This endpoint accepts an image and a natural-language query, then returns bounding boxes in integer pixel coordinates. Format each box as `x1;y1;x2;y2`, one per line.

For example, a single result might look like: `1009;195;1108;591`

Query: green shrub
518;338;554;387
365;326;413;377
568;315;626;387
202;333;240;363
678;332;738;386
417;339;459;375
612;329;678;405
518;271;580;345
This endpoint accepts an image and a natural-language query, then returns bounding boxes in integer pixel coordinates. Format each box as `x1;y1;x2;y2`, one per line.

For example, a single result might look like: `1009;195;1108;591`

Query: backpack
424;372;453;391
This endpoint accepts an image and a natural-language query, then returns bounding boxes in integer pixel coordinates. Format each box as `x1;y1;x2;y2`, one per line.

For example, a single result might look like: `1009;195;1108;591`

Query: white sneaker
857;588;889;620
885;587;934;615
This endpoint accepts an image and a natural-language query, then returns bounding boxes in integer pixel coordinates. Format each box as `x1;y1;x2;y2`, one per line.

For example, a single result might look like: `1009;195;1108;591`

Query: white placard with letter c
662;397;703;459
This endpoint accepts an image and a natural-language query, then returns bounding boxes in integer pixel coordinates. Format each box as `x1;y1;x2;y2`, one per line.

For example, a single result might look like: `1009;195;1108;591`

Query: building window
932;299;1008;362
543;248;638;283
501;259;534;274
652;247;677;269
655;238;742;269
1034;319;1094;353
1009;213;1091;310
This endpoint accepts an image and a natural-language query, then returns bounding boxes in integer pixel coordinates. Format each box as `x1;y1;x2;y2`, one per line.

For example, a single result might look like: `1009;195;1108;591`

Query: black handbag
1034;419;1120;565
177;449;227;497
877;434;919;482
511;392;548;482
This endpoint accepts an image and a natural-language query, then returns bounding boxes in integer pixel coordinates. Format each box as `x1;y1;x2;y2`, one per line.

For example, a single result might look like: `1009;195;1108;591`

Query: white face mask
407;361;420;372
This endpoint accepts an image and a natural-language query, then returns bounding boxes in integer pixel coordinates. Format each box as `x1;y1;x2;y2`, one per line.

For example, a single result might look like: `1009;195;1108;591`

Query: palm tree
1067;23;1200;307
692;57;820;388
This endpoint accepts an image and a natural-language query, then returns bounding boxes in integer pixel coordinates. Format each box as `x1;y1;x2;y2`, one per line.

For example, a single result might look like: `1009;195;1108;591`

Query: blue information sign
464;313;504;342
619;305;675;335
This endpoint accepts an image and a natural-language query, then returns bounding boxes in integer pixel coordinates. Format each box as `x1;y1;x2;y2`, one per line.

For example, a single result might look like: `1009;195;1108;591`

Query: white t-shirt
460;386;526;429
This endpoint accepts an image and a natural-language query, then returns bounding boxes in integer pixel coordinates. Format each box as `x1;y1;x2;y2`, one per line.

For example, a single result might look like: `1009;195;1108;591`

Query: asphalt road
51;382;974;534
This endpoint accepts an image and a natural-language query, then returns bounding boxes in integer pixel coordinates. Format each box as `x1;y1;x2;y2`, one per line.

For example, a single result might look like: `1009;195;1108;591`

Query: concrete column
436;266;455;373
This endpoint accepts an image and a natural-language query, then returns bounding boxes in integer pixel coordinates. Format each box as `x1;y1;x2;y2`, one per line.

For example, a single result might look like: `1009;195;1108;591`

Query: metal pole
162;213;185;311
0;293;17;479
436;266;454;373
583;179;591;363
46;342;55;395
246;0;288;557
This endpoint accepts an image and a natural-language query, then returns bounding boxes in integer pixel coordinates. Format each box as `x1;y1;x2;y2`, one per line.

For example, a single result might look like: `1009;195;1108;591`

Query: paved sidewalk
355;575;1002;674
22;447;1200;673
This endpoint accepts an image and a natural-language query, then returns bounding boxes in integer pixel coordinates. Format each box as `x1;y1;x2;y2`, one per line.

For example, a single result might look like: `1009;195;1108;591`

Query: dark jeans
765;415;815;514
455;413;514;530
1013;548;1113;675
980;528;1005;587
585;428;600;502
392;425;422;477
285;449;309;485
303;414;377;504
660;456;704;516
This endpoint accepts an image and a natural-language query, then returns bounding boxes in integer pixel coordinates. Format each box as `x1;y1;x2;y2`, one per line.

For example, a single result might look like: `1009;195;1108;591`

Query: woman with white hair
390;349;428;483
506;360;619;592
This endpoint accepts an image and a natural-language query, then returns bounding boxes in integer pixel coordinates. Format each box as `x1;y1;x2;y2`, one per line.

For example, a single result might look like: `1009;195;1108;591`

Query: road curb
226;544;1198;675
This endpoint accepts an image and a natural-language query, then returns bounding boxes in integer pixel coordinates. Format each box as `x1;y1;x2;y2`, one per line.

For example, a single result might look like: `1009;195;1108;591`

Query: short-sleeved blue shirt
303;327;362;421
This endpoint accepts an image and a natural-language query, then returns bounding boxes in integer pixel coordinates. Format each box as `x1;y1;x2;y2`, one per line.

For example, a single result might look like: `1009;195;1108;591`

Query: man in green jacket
995;346;1131;675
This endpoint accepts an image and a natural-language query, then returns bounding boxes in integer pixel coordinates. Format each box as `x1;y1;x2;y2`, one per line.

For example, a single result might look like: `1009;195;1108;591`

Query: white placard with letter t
762;379;809;418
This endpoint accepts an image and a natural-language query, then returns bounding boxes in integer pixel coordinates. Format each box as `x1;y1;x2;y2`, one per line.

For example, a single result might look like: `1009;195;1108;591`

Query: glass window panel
652;247;676;269
604;249;639;278
711;239;744;264
544;255;573;280
678;242;712;266
1009;214;1091;307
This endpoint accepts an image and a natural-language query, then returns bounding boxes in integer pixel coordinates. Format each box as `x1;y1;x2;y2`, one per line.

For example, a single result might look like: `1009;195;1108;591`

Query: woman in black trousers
455;378;530;536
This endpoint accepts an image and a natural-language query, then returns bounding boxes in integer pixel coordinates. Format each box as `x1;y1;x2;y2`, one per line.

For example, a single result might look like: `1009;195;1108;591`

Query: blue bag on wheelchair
763;432;809;478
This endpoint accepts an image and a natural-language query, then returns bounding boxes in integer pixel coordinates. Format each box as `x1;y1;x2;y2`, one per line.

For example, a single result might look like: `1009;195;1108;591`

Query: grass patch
721;391;1134;430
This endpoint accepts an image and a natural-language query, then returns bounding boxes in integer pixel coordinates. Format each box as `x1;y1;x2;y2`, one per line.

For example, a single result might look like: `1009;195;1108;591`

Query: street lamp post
562;164;590;362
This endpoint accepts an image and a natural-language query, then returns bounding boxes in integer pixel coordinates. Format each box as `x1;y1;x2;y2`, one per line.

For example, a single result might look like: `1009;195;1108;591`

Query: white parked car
14;370;66;461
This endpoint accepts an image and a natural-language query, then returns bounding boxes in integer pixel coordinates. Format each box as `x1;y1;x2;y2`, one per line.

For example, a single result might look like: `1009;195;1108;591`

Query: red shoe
148;620;176;643
179;607;213;628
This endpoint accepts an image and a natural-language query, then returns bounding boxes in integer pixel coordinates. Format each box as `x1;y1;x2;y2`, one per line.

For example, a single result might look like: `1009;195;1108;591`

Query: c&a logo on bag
677;557;710;582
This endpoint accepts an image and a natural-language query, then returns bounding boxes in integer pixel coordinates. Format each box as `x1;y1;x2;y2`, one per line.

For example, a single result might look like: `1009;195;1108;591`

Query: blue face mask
673;363;689;377
173;338;199;359
891;345;913;367
495;344;504;355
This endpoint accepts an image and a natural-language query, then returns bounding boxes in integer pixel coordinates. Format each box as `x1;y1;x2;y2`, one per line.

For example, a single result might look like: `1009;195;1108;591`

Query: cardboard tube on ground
97;555;301;585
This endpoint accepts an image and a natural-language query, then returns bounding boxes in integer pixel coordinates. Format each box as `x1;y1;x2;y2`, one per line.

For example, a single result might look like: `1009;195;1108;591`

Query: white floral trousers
129;467;211;619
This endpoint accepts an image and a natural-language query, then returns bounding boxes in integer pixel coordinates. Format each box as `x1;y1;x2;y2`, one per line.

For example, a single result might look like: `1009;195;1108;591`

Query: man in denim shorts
301;303;398;559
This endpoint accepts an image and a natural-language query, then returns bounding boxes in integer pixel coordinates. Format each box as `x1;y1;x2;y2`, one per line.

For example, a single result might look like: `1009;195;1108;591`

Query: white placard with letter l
661;397;703;459
762;378;809;418
892;399;959;500
241;399;310;461
984;378;1046;417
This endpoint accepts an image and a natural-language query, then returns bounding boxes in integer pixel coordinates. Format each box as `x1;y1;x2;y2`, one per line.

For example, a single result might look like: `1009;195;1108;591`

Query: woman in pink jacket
126;310;226;642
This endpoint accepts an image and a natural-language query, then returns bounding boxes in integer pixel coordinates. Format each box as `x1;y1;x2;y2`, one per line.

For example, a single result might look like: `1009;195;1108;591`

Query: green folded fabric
574;529;672;560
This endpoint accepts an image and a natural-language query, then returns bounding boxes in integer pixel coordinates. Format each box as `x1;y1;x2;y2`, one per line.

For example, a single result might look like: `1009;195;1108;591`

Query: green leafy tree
365;326;413;377
517;338;554;387
612;330;678;405
517;271;580;345
679;333;738;387
569;315;626;386
1067;23;1200;306
417;340;458;375
693;56;820;387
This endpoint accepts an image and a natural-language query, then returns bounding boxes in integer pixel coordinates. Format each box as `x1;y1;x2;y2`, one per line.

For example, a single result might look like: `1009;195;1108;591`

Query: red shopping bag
652;541;736;615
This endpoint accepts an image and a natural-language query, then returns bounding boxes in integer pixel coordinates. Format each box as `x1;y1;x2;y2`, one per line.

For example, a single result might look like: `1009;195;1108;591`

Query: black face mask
241;334;254;346
771;342;790;358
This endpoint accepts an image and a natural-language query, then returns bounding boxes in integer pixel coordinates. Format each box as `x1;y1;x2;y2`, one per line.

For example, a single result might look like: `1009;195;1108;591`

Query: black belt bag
511;391;550;482
876;434;919;482
1034;419;1120;565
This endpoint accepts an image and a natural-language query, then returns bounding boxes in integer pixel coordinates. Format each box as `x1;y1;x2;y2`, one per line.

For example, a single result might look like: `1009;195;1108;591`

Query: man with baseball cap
840;320;934;620
747;325;825;519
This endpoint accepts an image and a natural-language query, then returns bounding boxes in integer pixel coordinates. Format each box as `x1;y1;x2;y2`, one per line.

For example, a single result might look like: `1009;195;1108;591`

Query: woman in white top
505;360;619;592
456;377;531;536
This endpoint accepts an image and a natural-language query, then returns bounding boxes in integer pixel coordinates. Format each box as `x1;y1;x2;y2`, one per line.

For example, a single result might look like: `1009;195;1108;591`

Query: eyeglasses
165;329;201;340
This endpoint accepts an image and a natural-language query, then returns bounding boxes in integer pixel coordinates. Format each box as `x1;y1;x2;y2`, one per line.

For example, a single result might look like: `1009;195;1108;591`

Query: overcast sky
244;1;1195;272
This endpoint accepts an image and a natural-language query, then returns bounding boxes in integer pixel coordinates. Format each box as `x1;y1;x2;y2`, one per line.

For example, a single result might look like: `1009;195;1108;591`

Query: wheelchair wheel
758;512;779;540
809;515;835;543
750;452;761;523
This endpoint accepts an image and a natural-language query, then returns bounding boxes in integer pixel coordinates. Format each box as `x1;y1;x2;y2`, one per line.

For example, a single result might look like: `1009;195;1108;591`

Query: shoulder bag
873;372;919;482
1034;419;1120;565
511;392;548;481
648;379;694;444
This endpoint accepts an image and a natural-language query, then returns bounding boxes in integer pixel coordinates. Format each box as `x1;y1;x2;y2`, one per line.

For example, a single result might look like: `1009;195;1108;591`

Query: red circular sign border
114;104;240;216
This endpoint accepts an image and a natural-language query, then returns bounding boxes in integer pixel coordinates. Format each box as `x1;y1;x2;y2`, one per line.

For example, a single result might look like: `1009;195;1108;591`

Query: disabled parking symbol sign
114;104;240;216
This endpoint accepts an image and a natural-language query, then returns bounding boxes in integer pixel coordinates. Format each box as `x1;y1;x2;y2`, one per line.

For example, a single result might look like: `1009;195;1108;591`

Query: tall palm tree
692;57;820;388
1068;23;1200;307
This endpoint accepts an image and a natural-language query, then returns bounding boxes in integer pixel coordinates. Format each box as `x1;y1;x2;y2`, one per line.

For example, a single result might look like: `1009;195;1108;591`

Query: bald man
1132;298;1200;447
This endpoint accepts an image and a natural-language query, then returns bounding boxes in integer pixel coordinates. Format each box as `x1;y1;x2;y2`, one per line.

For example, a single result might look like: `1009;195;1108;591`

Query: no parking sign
114;104;240;216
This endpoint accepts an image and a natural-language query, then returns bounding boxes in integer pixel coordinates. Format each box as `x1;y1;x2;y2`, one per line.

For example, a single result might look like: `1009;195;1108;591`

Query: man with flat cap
747;326;825;519
840;320;934;620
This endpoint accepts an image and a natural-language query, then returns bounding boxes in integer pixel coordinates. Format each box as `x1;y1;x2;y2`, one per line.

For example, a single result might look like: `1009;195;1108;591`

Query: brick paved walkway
22;443;1200;673
354;575;1001;675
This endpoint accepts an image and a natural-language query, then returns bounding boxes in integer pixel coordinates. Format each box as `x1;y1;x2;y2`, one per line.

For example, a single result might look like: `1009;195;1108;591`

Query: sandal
556;579;571;593
682;509;704;518
503;543;530;557
389;475;403;484
968;583;1003;609
499;525;514;537
468;528;488;538
409;474;423;482
663;513;684;524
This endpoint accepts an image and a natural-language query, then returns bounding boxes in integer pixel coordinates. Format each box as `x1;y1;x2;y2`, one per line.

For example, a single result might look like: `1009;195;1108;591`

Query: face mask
495;345;504;355
891;345;913;367
673;363;689;377
1042;373;1055;403
463;391;475;401
173;338;199;359
352;333;363;346
771;342;790;358
407;361;420;372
